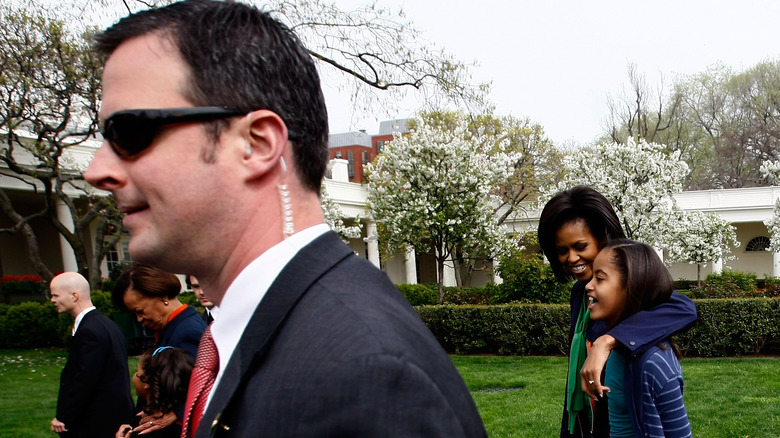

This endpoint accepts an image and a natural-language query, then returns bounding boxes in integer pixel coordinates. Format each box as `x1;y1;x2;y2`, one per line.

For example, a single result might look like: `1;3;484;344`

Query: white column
773;252;780;277
366;221;380;269
493;259;503;285
404;246;417;284
56;200;78;272
712;259;723;275
329;158;349;182
653;246;664;264
443;253;457;287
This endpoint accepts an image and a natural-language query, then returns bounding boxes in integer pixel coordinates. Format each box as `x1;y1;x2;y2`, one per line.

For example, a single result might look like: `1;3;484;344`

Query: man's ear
242;110;288;180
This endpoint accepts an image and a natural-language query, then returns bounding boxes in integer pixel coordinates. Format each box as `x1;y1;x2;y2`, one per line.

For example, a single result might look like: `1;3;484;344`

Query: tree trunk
437;256;445;303
0;189;54;289
697;263;702;287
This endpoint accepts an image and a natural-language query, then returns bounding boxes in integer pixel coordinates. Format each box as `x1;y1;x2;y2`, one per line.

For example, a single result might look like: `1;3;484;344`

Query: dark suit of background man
49;272;134;437
85;1;488;437
188;275;215;324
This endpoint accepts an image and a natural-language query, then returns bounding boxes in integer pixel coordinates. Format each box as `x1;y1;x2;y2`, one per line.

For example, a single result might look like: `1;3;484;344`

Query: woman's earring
245;144;253;157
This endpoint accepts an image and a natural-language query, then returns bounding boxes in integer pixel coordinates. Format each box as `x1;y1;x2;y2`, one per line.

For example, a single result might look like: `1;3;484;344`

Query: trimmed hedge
2;292;778;356
416;304;569;355
675;298;780;356
415;297;780;357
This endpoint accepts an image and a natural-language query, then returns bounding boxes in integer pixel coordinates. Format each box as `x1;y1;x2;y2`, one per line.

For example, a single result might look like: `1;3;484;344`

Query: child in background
585;239;692;438
116;347;194;438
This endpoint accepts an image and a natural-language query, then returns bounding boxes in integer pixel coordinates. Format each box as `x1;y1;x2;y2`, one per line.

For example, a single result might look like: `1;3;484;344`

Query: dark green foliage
0;276;47;303
758;276;780;297
675;298;780;356
179;292;200;307
0;302;62;348
397;283;505;305
416;298;780;357
90;290;117;320
416;304;569;355
495;254;570;303
673;279;698;291
397;283;439;306
442;284;502;304
685;270;760;298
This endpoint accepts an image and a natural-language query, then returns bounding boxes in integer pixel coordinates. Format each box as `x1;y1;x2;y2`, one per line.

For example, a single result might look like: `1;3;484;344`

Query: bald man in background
49;272;133;437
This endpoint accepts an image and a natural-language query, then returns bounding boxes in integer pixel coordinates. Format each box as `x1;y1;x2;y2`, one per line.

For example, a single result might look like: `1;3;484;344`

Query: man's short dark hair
94;0;329;192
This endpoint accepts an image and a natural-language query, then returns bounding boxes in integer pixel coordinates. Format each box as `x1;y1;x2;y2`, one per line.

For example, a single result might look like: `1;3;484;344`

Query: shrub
416;304;569;355
686;270;760;298
442;284;502;305
673;279;697;291
397;283;438;306
179;292;200;307
0;274;47;297
91;290;117;320
416;298;780;357
0;301;63;348
675;298;780;356
759;276;780;298
495;254;570;304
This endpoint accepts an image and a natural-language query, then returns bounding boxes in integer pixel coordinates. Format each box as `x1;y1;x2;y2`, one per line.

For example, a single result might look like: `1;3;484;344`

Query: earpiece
245;144;253;157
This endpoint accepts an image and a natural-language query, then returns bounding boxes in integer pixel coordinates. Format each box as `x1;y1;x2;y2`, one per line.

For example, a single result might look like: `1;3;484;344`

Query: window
362;150;368;165
376;141;384;153
106;242;131;272
106;246;120;271
746;236;771;252
347;150;355;178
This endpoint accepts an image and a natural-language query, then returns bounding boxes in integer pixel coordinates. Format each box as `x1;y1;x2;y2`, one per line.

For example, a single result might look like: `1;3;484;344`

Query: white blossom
543;137;737;269
366;114;518;298
321;184;363;242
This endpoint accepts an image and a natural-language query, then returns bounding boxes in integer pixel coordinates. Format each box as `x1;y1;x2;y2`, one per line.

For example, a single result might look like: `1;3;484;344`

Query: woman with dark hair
113;263;207;359
113;263;206;434
116;347;195;438
585;239;692;437
537;186;697;437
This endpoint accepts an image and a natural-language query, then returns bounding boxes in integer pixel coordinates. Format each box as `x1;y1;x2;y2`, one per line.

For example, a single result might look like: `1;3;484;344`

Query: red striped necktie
181;325;219;438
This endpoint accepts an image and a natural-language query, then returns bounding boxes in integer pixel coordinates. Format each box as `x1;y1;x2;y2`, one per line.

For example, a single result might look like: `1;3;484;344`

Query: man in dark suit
85;1;487;437
49;272;134;437
188;275;215;324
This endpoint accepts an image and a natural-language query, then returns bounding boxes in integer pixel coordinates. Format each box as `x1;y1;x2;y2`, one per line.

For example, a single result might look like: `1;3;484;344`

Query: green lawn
1;349;778;437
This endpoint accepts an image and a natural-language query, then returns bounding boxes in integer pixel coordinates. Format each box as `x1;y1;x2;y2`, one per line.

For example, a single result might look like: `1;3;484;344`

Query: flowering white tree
365;114;517;302
760;160;780;252
545;138;737;268
320;184;363;243
664;210;739;284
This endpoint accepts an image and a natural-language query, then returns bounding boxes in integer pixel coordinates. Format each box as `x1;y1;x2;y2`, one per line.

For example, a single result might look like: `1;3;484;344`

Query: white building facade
2;146;780;283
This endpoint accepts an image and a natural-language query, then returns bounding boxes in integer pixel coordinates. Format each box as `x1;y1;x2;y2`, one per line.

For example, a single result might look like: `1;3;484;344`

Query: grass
1;349;778;437
454;355;780;438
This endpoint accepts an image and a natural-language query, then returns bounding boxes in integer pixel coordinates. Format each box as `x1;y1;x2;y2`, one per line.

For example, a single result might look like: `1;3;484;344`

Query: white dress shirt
72;306;96;335
207;224;329;408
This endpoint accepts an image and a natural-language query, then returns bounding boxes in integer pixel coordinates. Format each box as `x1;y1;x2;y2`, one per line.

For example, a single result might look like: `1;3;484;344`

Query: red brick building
328;119;409;183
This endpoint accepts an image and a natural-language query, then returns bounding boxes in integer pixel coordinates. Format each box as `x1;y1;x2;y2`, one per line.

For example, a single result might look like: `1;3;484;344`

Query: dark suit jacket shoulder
198;231;486;437
57;310;134;437
158;305;207;359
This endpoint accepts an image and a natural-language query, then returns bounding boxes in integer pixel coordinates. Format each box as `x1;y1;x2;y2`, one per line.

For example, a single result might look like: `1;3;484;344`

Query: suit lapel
196;231;352;437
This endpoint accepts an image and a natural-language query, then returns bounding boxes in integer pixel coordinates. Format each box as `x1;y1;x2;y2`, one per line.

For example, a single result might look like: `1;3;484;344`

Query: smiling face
585;248;627;327
554;219;601;282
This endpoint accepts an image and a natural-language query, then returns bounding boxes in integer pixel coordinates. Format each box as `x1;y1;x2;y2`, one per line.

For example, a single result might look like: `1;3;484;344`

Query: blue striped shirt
626;344;692;438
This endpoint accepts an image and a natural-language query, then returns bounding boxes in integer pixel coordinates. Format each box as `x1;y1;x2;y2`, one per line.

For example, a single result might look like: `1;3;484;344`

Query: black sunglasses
100;107;244;157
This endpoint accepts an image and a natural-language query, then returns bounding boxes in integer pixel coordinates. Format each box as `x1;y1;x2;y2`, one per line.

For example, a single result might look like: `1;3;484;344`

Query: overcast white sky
322;0;780;145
